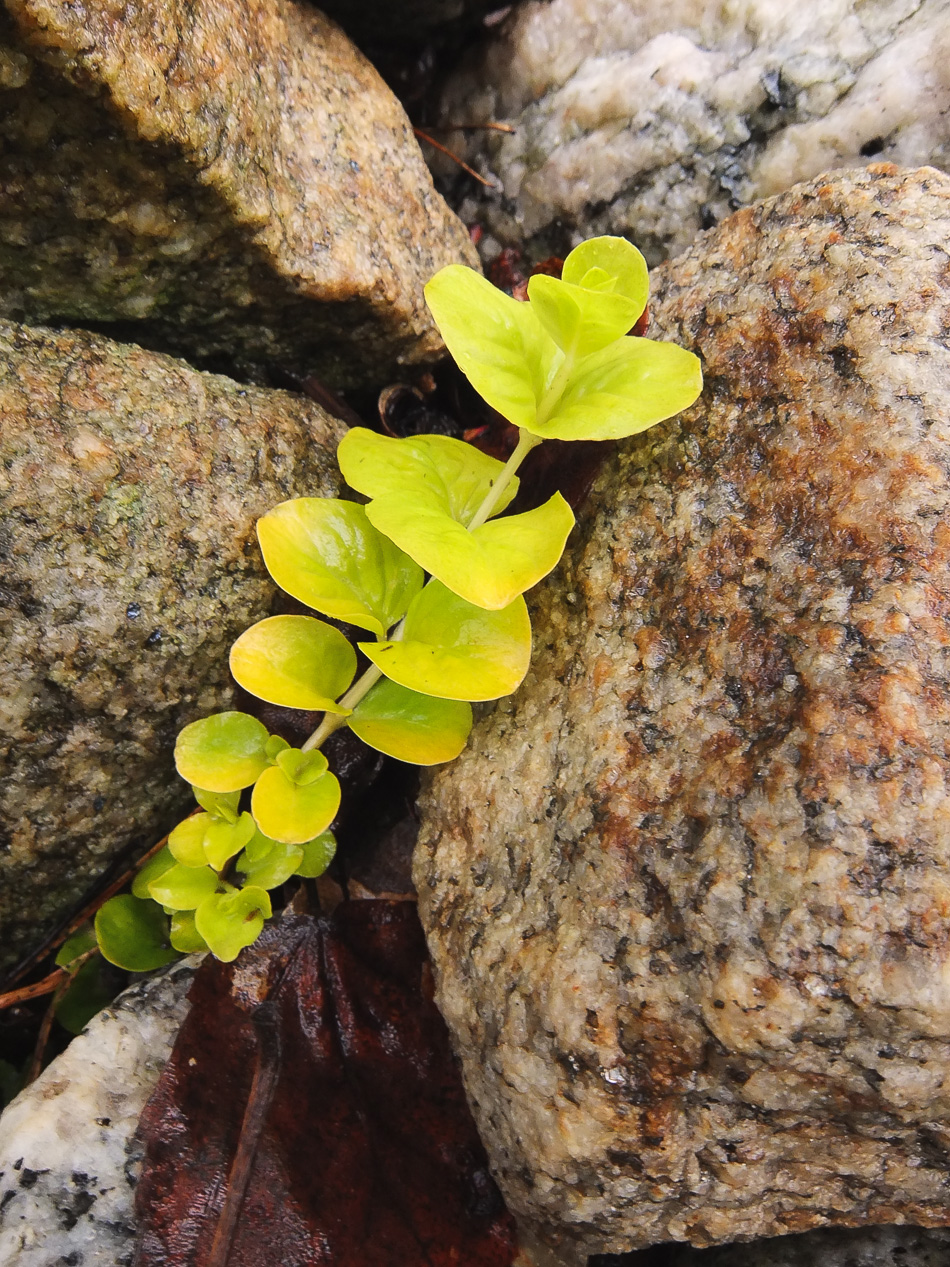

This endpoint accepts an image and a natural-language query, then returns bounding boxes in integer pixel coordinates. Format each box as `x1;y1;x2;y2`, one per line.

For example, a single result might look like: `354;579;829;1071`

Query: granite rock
415;167;950;1258
0;0;478;389
436;0;950;265
0;322;344;977
0;959;195;1267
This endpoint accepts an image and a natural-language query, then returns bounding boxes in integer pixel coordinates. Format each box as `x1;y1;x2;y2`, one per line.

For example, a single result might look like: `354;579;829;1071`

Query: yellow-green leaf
230;615;356;713
174;712;270;794
251;764;341;845
274;747;328;786
192;787;240;823
169;911;210;954
348;677;473;764
168;814;211;868
424;265;561;429
295;831;337;879
527;273;643;360
236;831;305;890
338;428;518;527
360;581;531;701
195;888;271;963
131;845;177;898
257;498;423;637
537;337;703;441
366;491;574;610
561;236;649;312
148;864;219;911
202;812;257;870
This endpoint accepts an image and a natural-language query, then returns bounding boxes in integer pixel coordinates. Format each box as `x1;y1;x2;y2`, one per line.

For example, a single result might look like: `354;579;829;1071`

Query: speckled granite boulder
415;166;950;1259
0;0;477;389
0;960;196;1266
0;322;344;977
437;0;950;265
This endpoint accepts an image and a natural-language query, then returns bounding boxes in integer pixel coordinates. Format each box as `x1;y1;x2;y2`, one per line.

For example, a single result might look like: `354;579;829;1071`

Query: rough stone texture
0;0;478;390
0;959;196;1267
436;0;950;265
0;322;345;978
415;166;950;1259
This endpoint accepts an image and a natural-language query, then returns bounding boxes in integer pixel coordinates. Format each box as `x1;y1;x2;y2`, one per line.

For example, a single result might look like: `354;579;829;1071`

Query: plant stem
467;427;542;531
301;664;383;752
534;347;576;430
300;425;544;754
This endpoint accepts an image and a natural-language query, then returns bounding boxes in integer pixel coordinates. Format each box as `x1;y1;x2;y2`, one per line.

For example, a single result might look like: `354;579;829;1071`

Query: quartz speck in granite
0;0;478;387
437;0;950;266
0;321;344;976
415;166;950;1260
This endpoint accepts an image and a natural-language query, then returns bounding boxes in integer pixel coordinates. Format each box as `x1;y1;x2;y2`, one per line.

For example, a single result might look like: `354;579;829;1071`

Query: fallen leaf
134;903;517;1266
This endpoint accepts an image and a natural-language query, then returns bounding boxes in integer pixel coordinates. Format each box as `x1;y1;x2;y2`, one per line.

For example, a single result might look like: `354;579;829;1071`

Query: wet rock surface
415;167;950;1258
0;0;477;389
0;959;196;1267
0;322;344;977
436;0;950;265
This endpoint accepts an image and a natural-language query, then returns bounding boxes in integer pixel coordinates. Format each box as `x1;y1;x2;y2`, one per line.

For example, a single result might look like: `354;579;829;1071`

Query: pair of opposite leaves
224;436;543;776
202;238;703;774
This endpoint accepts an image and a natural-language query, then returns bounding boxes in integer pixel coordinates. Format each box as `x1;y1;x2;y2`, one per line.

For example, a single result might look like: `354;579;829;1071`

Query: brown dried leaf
135;903;516;1266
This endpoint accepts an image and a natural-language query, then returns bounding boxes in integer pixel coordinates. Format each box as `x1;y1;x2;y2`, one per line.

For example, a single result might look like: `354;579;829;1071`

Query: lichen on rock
415;166;950;1258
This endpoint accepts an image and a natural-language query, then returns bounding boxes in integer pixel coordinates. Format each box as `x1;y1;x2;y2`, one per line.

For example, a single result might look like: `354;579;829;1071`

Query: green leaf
528;274;643;360
195;888;272;963
265;734;291;761
54;958;114;1036
295;831;337;879
169;911;210;954
561;236;649;311
366;490;574;610
338;429;518;527
175;712;270;794
131;846;179;900
251;765;341;845
536;336;703;442
360;581;531;701
236;832;305;890
230;616;356;713
192;787;240;823
55;925;97;969
169;810;257;873
148;864;219;911
257;498;423;637
95;896;178;972
348;678;473;765
424;265;561;429
168;815;211;868
275;747;329;786
202;812;257;870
